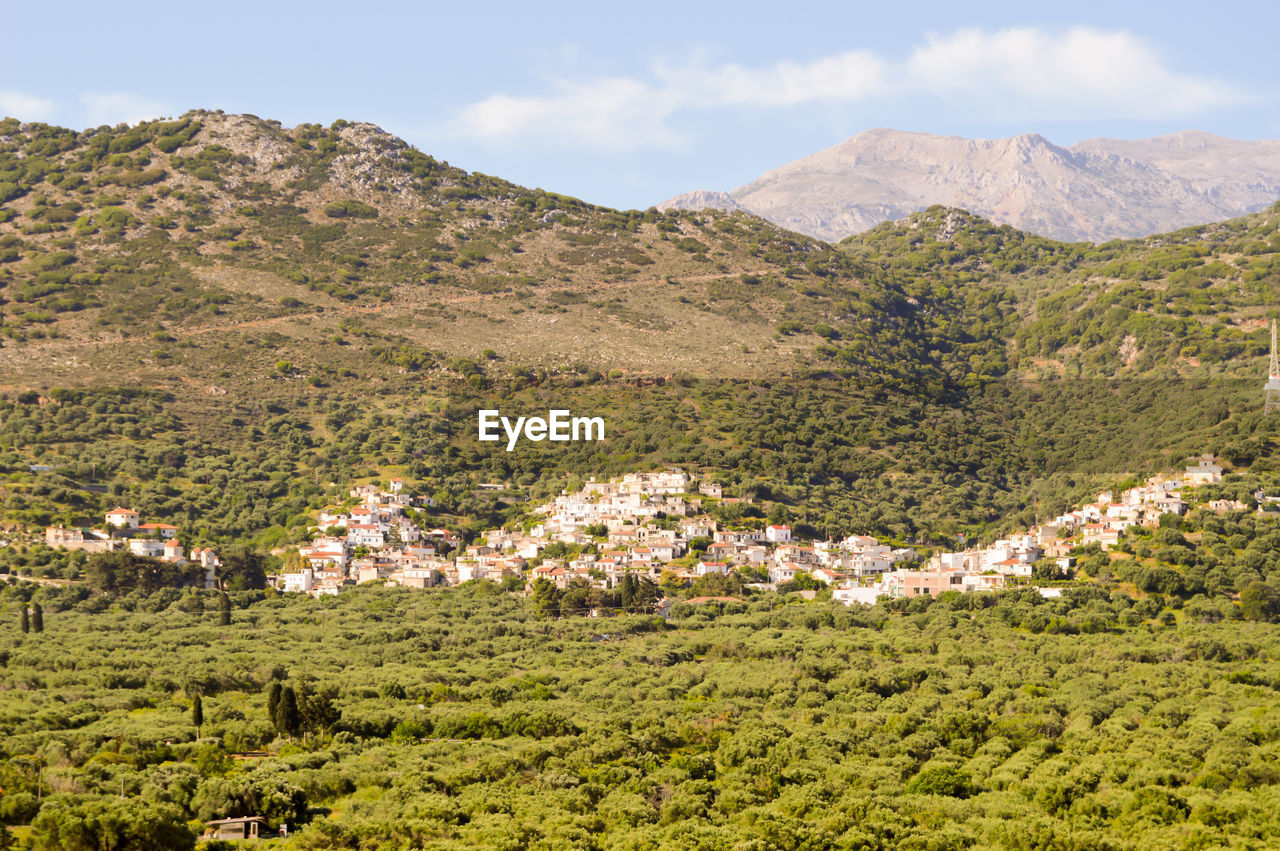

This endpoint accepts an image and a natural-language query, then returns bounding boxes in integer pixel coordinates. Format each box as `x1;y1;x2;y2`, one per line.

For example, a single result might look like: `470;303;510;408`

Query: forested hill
840;205;1280;379
0;112;1278;551
1;110;964;385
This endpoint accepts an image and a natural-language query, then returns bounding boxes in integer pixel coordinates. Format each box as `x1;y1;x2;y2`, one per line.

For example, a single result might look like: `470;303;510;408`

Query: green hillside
0;113;1278;552
0;111;927;383
841;205;1280;378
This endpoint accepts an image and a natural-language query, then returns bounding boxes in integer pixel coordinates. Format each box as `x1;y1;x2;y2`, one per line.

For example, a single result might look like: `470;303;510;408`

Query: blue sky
2;1;1276;210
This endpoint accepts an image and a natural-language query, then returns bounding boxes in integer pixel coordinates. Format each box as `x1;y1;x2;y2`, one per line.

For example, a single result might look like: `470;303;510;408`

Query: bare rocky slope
653;190;746;214
659;129;1280;243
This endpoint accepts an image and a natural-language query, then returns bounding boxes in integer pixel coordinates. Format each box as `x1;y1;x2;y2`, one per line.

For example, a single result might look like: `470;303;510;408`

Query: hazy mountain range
659;129;1280;243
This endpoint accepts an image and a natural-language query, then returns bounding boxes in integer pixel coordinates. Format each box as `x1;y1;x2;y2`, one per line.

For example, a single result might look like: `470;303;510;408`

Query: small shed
204;816;269;840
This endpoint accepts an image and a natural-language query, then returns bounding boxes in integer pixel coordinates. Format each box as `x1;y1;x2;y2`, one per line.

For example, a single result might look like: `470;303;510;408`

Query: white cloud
450;27;1250;150
457;77;686;151
0;91;55;121
81;92;167;127
904;27;1246;120
658;49;891;108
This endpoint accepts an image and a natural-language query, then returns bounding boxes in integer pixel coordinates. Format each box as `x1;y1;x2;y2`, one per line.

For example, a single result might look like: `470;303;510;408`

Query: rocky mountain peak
656;190;745;213
660;128;1280;243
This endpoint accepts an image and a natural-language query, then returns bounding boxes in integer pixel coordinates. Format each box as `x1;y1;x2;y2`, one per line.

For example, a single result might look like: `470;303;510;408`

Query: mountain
654;190;746;213
659;128;1280;243
1;111;1277;547
0;110;884;385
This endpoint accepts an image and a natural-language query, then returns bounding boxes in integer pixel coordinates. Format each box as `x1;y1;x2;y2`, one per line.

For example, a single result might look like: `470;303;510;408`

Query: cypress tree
218;592;231;626
31;603;43;633
20;606;29;635
192;694;203;739
275;686;300;739
267;681;282;725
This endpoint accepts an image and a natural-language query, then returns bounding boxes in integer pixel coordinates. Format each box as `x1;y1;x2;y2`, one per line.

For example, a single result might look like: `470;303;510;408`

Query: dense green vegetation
2;375;1275;561
842;206;1280;378
6;578;1280;849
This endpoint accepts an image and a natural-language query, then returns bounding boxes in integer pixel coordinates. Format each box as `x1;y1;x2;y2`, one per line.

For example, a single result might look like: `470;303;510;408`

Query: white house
347;524;385;548
138;523;179;539
46;526;85;547
282;568;315;593
190;547;221;589
847;553;893;576
129;538;166;558
765;525;791;544
106;507;140;530
769;562;803;584
833;587;883;606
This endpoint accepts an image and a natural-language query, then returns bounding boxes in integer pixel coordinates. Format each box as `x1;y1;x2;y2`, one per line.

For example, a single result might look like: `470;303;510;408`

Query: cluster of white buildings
278;470;924;604
833;532;1045;606
34;454;1252;607
277;455;1242;606
45;508;220;588
1037;457;1223;552
532;470;700;537
831;455;1228;606
282;479;459;596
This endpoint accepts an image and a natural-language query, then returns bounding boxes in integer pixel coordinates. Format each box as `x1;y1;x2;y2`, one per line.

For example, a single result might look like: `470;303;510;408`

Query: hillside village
265;456;1251;609
42;510;221;588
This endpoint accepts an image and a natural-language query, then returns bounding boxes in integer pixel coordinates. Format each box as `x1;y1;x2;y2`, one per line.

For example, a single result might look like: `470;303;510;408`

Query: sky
2;1;1276;211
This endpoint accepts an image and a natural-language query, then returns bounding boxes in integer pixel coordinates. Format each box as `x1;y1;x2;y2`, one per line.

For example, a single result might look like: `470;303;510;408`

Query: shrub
907;765;973;798
323;200;378;219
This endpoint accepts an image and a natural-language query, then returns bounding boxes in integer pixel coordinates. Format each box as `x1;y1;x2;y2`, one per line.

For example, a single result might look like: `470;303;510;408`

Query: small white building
282;568;315;593
347;524;385;548
765;525;791;544
46;526;85;547
129;538;165;558
769;562;803;584
106;507;140;530
190;547;221;589
833;587;883;606
138;523;179;540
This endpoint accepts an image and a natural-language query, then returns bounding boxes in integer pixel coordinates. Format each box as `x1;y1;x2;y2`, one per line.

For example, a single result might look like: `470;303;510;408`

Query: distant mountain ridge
659;129;1280;243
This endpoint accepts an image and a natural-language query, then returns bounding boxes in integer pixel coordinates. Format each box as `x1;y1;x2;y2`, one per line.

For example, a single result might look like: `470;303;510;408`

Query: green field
5;582;1280;849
